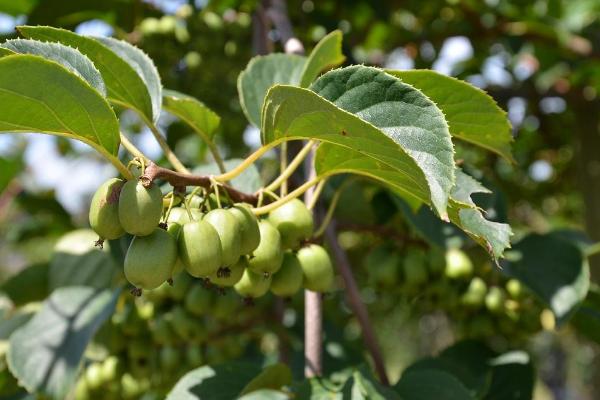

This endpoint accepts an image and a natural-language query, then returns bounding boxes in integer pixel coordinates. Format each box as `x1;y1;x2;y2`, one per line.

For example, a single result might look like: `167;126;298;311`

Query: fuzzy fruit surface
168;207;203;225
234;268;272;298
179;220;222;277
124;228;177;290
271;251;303;297
210;257;246;287
229;204;260;255
298;244;334;293
444;248;473;279
203;208;242;266
268;198;314;250
248;220;283;274
119;180;163;236
89;178;125;240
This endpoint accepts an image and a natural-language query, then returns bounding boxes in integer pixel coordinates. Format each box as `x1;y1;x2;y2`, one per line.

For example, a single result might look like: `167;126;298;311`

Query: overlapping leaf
17;25;158;123
0;54;120;157
7;287;119;400
388;70;513;162
163;89;220;142
1;38;106;95
262;65;454;217
299;30;345;87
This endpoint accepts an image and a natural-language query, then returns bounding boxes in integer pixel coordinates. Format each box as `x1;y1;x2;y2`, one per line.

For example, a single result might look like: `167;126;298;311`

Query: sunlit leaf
163;89;220;142
300;30;345;88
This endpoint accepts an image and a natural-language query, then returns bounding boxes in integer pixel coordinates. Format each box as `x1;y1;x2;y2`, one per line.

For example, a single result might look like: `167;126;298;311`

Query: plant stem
120;132;148;162
267;140;315;193
207;140;227;174
280;141;288;196
307;178;326;210
324;221;390;385
145;118;190;174
215;143;274;182
251;177;321;215
100;147;134;180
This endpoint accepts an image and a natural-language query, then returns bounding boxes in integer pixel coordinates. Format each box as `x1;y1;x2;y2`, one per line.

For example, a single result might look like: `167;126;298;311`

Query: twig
324;221;389;385
141;162;259;205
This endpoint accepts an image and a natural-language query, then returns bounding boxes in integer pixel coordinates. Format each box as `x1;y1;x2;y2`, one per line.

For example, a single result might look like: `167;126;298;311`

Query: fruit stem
266;140;316;194
251;177;322;216
306;178;326;211
120;132;148;163
312;178;355;237
214;143;276;182
280;141;288;196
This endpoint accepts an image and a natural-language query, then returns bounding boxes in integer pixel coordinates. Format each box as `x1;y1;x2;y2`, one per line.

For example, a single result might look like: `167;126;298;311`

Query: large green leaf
239;363;292;395
571;284;600;344
485;352;534;400
395;369;475;400
17;25;155;124
299;30;345;88
387;70;514;162
238;53;306;127
163;89;220;142
0;54;120;157
448;170;512;259
94;36;162;122
7;287;118;400
1;38;106;95
504;233;589;324
263;66;455;217
49;229;119;290
166;362;262;400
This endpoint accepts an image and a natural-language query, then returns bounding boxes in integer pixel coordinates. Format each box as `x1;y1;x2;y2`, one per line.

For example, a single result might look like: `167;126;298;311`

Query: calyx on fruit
89;178;125;240
210;257;246;287
234;268;271;298
268;198;314;249
178;220;222;277
119;180;163;236
203;208;242;266
297;244;334;293
124;228;177;290
229;204;260;255
271;251;303;297
247;220;283;274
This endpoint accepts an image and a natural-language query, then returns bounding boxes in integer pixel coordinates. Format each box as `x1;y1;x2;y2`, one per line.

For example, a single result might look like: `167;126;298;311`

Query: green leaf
0;263;49;307
0;54;120;157
163;89;220;142
387;70;514;162
194;158;262;194
7;287;118;400
49;229;119;291
351;367;400;400
485;351;534;400
571;284;600;344
240;363;292;395
238;53;306;127
1;38;106;95
0;310;35;342
0;47;16;57
17;25;155;124
262;65;456;217
395;369;475;400
166;362;262;400
94;36;162;122
0;156;22;193
300;30;345;88
238;390;289;400
505;233;589;324
448;170;512;259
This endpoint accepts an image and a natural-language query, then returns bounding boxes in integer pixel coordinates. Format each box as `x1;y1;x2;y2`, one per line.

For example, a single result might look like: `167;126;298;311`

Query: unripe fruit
485;287;507;313
124;228;177;290
268;198;314;249
234;268;271;298
203;209;242;266
364;246;399;286
168;207;202;225
213;290;239;320
248;221;283;274
100;356;120;382
184;285;212;316
179;220;222;277
168;271;193;300
506;279;524;299
160;345;180;370
210;257;246;287
461;277;487;307
444;249;473;279
186;345;203;367
89;178;125;239
229;204;261;255
402;250;428;288
150;315;172;345
298;244;334;293
169;306;196;341
118;180;163;236
85;362;104;390
271;251;303;297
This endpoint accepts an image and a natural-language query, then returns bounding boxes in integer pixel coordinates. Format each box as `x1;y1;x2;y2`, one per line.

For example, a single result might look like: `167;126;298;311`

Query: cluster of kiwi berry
363;245;543;342
75;272;265;400
89;176;335;300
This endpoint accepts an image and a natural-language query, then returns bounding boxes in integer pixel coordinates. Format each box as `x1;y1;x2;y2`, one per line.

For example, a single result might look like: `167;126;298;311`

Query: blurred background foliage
0;0;599;399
